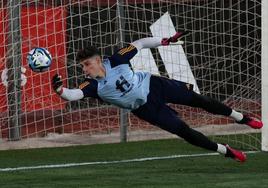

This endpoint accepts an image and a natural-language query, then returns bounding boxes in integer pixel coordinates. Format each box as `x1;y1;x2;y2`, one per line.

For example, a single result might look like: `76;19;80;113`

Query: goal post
7;0;22;141
262;0;268;152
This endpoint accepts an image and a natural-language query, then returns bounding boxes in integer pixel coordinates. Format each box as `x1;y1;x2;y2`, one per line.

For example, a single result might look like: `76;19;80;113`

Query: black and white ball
27;47;52;72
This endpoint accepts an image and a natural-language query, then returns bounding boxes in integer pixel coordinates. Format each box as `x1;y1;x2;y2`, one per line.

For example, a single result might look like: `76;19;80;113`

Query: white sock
229;110;243;122
217;143;227;155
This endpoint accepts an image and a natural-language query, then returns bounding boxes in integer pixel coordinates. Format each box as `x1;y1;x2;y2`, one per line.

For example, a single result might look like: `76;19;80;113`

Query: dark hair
76;46;100;62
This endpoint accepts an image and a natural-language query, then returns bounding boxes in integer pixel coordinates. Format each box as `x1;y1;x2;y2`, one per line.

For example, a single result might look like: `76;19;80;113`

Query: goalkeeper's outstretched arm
60;88;84;101
112;31;188;62
131;37;162;50
52;74;84;101
131;31;188;50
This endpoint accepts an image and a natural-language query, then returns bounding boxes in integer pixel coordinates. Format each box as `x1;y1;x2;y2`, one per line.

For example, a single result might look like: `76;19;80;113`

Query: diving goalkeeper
52;32;263;162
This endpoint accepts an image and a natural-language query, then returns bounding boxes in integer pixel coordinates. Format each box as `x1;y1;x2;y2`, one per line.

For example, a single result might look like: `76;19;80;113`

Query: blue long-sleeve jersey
79;45;151;110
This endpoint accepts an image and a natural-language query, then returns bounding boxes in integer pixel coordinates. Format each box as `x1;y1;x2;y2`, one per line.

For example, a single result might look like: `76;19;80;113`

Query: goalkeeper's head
76;46;104;79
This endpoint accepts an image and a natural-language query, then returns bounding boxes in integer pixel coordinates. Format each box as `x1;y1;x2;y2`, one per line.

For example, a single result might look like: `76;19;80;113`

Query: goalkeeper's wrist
55;86;63;95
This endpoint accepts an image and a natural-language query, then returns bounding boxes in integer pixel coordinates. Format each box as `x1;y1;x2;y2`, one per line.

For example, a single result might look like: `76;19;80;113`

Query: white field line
0;151;259;172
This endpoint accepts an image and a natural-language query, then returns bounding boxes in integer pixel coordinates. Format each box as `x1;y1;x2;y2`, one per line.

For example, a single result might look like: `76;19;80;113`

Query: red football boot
236;115;263;129
225;145;247;163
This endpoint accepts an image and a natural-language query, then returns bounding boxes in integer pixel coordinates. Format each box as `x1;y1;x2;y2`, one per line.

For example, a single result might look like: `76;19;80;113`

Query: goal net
0;0;261;150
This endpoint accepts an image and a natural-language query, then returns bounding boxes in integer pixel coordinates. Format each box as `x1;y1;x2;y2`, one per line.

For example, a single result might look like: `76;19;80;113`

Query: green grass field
0;138;267;188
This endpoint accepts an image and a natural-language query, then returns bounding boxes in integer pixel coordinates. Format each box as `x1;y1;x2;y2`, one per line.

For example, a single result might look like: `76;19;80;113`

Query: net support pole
117;0;128;142
7;0;22;141
262;0;268;151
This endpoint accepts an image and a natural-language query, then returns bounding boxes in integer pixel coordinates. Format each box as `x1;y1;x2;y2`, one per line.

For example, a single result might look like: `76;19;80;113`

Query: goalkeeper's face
80;55;104;79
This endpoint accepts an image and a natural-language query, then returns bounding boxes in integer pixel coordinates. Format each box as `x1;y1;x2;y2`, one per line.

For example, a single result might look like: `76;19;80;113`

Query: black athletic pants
132;75;232;151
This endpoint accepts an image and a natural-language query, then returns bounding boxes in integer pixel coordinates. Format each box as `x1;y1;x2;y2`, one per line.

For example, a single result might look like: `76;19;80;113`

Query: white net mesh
0;0;261;149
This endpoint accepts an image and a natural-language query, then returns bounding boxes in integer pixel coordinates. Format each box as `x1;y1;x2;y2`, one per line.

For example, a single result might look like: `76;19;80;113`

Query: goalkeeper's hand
161;31;188;46
52;74;63;95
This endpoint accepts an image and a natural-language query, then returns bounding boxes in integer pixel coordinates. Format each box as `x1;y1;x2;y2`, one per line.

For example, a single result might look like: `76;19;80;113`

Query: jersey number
116;75;130;93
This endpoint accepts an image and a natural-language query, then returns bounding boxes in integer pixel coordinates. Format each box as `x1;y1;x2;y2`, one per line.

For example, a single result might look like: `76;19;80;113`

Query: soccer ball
27;47;52;72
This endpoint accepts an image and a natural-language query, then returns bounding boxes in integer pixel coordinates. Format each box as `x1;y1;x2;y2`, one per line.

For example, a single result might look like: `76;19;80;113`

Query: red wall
0;6;67;112
0;9;8;112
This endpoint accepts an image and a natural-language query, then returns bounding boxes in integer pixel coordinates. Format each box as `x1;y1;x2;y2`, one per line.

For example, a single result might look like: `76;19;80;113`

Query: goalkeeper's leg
153;75;263;129
188;92;263;129
132;104;246;162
